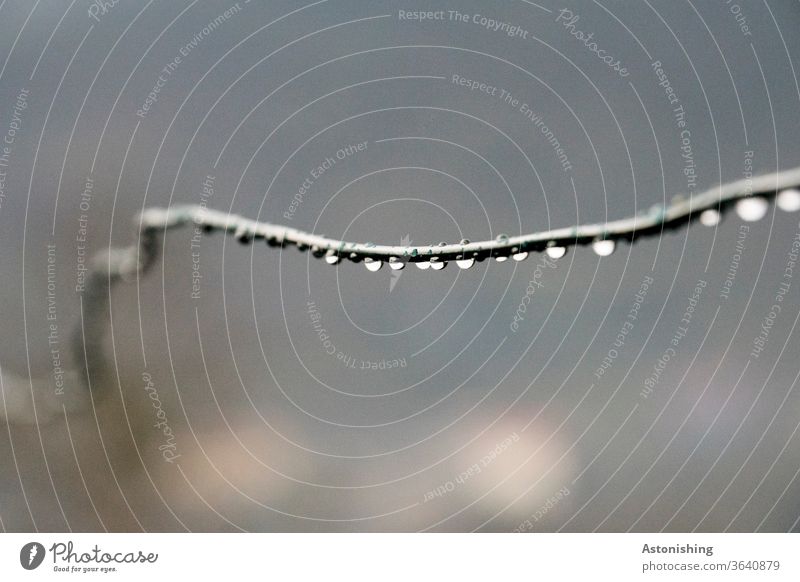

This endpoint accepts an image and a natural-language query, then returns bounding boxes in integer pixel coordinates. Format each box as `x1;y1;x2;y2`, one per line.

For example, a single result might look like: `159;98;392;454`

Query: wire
129;166;800;272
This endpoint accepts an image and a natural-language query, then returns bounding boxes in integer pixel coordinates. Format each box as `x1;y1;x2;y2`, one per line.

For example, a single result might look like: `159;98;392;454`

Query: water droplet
699;209;721;226
460;238;470;245
777;188;800;212
430;258;446;270
735;197;768;222
512;252;528;261
234;227;251;244
495;255;508;262
388;257;405;270
325;254;340;265
592;239;616;257
649;204;666;222
545;244;566;259
415;261;431;270
364;258;383;272
456;258;475;269
349;252;362;263
496;234;509;243
438;241;447;246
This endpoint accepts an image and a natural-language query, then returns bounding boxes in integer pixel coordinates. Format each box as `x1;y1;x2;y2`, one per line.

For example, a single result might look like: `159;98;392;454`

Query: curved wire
4;167;799;425
132;166;800;269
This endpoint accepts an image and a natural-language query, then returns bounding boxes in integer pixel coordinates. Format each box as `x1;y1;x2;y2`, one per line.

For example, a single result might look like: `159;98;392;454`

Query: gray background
1;0;799;532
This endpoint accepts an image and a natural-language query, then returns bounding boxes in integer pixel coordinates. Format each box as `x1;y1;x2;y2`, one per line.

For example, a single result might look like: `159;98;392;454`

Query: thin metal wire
129;166;800;271
4;167;800;425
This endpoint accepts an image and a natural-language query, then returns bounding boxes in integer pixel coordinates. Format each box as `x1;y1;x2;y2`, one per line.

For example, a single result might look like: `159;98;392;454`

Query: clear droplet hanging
777;188;800;212
592;239;615;257
735;197;769;222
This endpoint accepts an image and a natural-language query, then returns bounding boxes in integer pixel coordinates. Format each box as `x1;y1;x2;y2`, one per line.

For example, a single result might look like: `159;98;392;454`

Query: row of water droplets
218;188;800;271
328;188;800;272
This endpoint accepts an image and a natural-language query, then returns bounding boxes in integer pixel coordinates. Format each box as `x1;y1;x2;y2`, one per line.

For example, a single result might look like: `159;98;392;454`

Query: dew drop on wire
592;239;615;257
777;188;800;212
512;252;528;261
325;253;340;265
388;257;405;270
545;244;566;259
456;258;475;269
430;259;446;270
416;261;431;270
735;197;768;222
364;258;383;272
699;209;721;227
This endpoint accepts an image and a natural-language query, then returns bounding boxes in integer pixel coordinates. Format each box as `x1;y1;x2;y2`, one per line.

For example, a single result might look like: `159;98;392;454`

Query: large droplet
364;258;383;272
777;188;800;212
388;257;405;270
592;239;616;257
456;258;475;269
699;209;721;226
430;259;446;270
735;197;768;222
512;252;528;261
324;252;340;265
415;261;431;270
545;244;566;259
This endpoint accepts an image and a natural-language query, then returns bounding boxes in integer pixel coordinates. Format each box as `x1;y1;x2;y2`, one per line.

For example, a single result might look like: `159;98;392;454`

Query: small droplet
416;261;431;270
388;257;405;270
777;188;800;212
496;234;509;243
512;252;528;261
592;239;616;257
649;204;666;222
234;227;251;244
324;254;340;265
364;258;383;272
460;238;470;245
545;244;566;259
349;252;362;263
735;197;769;222
456;258;475;269
699;209;721;227
495;255;508;262
430;258;446;270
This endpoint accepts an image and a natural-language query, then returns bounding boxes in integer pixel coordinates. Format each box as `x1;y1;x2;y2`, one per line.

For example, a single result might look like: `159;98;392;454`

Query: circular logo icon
20;542;45;570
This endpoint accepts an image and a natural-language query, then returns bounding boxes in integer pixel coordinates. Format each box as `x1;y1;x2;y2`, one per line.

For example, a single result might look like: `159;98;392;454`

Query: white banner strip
0;533;797;580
